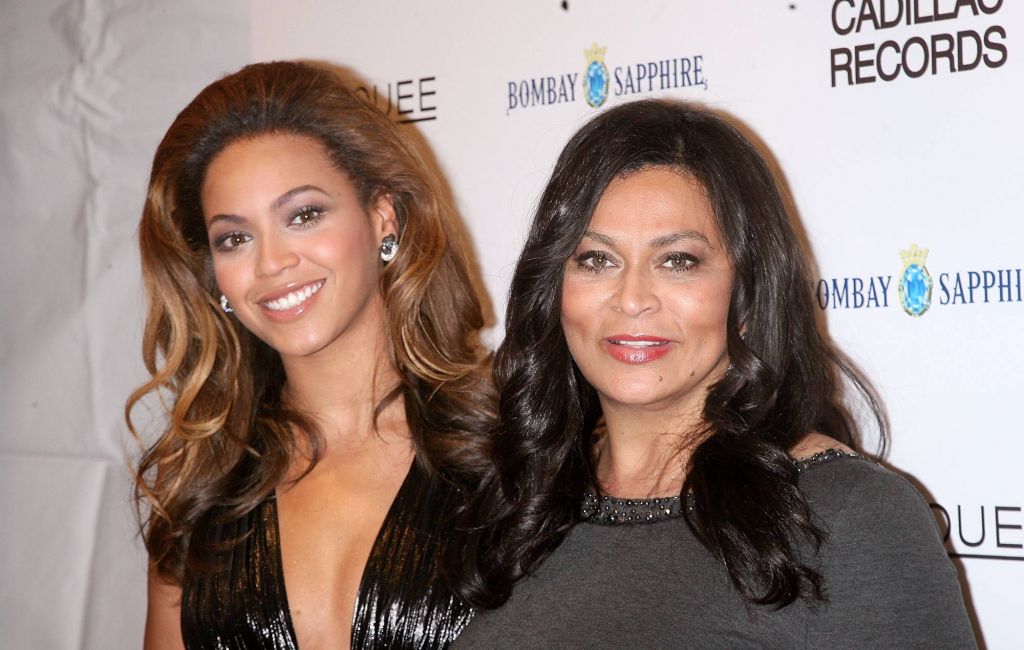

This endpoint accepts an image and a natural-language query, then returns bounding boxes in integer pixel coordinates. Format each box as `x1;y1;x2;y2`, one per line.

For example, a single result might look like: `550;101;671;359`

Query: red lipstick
602;334;672;365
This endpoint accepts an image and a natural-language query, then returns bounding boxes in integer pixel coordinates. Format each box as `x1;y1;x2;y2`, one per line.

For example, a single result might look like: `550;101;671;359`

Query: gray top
455;452;977;649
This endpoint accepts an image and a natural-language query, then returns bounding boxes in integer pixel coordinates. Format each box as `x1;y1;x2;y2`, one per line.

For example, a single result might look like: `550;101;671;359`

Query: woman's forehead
586;168;721;245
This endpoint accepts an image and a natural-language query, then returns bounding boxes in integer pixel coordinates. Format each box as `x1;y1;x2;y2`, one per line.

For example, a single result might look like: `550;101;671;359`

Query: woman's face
561;167;734;416
201;133;397;360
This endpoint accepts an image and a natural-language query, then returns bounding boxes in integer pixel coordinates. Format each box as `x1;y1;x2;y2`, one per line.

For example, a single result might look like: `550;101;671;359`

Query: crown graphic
584;43;607;64
899;243;929;267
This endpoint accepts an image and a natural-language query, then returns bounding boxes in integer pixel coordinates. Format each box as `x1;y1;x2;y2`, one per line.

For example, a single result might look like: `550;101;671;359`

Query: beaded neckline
793;448;860;469
581;492;683;524
581;448;861;525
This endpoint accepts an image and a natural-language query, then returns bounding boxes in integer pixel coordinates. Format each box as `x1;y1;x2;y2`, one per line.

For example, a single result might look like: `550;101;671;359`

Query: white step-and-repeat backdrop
1;1;1020;647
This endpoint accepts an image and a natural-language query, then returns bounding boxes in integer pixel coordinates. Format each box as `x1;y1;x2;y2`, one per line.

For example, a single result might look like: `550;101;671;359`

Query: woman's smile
602;334;673;364
258;279;326;321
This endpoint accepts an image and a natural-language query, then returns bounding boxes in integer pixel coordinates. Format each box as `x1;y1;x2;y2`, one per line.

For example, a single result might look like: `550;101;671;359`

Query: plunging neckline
179;456;473;648
268;460;419;646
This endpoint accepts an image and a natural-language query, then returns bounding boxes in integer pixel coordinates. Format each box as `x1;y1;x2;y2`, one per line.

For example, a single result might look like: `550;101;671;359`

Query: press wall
1;1;1020;647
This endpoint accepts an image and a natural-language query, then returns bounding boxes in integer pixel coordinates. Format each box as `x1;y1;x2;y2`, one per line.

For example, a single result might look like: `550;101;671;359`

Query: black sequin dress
180;462;473;649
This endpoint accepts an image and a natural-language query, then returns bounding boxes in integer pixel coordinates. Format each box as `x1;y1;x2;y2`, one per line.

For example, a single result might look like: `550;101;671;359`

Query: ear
370;193;399;242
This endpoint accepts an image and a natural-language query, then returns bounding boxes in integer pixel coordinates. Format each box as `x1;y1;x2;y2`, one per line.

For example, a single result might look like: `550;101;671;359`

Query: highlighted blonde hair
127;61;492;583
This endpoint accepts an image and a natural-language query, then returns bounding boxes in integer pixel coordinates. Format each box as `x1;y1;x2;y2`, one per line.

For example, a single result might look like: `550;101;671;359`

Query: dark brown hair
458;99;884;609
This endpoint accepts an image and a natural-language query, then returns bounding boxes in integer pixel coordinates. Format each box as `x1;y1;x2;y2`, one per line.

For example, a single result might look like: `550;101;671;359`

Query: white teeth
613;340;665;347
263;281;323;312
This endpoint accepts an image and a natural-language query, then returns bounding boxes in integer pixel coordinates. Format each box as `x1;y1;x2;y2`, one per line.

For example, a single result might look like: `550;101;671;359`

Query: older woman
454;100;976;648
128;61;490;649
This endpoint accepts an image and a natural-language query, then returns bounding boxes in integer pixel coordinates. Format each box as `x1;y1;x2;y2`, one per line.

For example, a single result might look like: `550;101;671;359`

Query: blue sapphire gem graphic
899;263;932;316
585;61;608;108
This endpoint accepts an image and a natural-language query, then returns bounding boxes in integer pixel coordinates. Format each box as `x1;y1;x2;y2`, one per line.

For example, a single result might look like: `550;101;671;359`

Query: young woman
127;61;490;649
454;100;976;647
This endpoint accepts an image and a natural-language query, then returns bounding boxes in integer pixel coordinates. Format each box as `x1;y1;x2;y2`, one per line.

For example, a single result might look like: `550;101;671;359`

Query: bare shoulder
789;432;855;461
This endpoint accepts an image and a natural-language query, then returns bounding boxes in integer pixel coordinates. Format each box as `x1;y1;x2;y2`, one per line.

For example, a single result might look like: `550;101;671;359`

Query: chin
597;380;677;408
256;328;332;359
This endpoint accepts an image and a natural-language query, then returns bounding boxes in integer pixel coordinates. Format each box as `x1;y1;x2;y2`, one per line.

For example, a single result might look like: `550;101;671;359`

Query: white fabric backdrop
0;2;249;647
2;1;1020;647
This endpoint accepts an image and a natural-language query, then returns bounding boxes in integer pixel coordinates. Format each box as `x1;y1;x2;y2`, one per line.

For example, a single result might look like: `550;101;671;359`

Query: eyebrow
649;231;711;248
271;184;328;210
582;230;711;248
207;185;329;227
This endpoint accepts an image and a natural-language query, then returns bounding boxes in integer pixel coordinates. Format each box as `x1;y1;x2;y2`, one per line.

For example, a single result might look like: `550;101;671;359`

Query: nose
255;233;300;277
612;267;660;317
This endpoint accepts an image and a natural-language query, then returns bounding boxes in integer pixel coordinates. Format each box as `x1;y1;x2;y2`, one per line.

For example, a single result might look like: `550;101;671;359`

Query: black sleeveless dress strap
180;462;473;649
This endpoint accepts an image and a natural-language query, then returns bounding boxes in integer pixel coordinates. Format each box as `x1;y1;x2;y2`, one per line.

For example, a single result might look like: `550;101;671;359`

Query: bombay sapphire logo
583;43;609;108
898;244;933;316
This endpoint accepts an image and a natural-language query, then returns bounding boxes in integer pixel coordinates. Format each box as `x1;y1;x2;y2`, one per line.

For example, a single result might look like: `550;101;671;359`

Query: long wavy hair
127;61;492;584
459;99;885;609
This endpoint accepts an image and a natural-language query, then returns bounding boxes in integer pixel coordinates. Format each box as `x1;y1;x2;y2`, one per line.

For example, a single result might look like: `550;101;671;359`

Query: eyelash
573;250;700;274
574;250;615;273
661;252;699;273
213;231;250;252
290;204;324;228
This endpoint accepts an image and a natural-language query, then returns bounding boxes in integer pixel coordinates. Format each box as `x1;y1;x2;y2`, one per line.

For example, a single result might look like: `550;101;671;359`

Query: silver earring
379;234;398;263
219;294;233;313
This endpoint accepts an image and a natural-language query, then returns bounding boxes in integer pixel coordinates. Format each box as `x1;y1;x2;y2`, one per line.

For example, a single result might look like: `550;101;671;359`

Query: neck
279;297;409;452
596;398;705;499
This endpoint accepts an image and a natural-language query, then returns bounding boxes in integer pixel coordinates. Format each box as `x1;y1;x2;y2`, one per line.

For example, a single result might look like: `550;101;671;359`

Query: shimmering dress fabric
181;462;473;649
